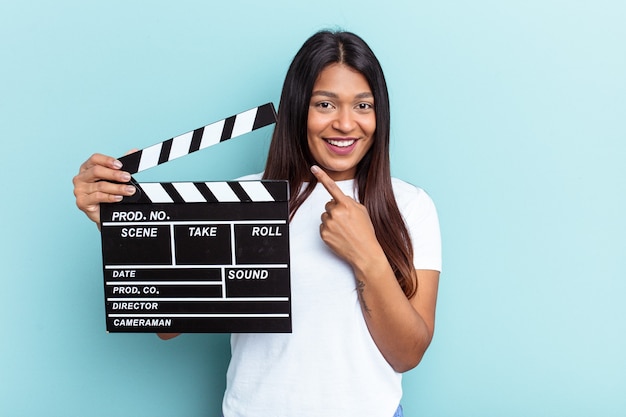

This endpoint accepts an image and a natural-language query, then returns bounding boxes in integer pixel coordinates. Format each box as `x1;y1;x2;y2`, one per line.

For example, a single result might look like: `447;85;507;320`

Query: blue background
1;1;624;416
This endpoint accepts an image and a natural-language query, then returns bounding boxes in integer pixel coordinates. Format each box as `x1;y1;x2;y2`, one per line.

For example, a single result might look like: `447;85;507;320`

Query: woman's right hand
72;153;137;226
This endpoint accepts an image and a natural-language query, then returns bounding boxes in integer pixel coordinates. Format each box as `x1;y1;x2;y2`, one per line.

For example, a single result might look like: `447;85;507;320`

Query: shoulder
390;177;436;214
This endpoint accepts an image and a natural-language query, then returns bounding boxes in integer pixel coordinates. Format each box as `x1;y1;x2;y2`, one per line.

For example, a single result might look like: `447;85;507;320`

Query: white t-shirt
223;175;441;417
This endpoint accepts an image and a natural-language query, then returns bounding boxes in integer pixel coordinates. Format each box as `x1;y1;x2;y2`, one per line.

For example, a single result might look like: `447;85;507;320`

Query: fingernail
113;160;123;169
114;195;123;202
125;185;136;194
120;172;131;182
310;165;320;174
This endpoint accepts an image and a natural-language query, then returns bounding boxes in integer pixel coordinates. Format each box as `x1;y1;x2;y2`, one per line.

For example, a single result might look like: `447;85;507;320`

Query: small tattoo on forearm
356;280;372;316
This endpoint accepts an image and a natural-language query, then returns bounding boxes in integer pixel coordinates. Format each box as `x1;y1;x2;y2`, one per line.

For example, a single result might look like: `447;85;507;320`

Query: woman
73;30;441;417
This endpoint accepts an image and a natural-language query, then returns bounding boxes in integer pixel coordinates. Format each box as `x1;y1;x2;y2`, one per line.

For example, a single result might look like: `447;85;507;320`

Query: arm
354;260;439;372
311;165;439;372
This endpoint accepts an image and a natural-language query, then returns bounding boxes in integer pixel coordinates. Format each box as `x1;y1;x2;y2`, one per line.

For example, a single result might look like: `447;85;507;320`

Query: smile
325;138;356;147
323;138;359;156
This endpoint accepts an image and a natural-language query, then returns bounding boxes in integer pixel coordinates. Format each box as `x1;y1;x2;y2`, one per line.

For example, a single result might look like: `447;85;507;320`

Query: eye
355;102;374;112
314;101;335;111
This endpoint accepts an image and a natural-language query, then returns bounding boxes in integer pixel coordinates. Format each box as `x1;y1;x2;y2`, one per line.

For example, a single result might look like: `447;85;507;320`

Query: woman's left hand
310;165;384;268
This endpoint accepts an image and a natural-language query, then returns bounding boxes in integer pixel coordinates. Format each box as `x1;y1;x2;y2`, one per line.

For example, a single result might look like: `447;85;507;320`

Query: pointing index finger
310;165;348;202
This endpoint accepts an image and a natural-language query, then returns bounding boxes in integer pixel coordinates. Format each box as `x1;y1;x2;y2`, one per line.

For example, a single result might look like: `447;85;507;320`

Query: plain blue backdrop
1;1;624;416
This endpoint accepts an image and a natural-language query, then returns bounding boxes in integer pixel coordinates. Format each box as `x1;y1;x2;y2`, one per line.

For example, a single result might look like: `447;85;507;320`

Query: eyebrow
311;90;374;100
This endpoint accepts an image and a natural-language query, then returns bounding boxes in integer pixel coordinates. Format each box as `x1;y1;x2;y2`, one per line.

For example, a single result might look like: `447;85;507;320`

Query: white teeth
327;139;355;147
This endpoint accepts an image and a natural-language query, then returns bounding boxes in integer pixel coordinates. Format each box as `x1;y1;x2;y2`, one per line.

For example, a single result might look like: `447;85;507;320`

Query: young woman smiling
73;30;441;417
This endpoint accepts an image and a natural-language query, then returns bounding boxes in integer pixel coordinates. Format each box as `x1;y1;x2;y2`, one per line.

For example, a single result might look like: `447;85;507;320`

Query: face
307;63;376;181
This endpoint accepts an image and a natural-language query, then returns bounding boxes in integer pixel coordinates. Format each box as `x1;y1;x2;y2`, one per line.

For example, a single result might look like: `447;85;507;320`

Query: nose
331;108;356;133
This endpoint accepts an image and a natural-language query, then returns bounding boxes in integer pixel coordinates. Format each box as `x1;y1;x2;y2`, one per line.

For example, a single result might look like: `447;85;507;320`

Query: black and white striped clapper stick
129;179;289;204
118;102;276;175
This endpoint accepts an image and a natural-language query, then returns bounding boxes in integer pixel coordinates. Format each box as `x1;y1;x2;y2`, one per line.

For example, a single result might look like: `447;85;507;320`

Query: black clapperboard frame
100;103;292;333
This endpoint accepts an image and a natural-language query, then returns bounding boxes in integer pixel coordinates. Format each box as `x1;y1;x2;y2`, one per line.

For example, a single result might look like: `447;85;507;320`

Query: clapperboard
100;103;292;333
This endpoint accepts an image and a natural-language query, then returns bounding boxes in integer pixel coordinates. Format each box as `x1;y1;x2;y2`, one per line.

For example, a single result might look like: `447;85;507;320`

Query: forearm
352;250;436;373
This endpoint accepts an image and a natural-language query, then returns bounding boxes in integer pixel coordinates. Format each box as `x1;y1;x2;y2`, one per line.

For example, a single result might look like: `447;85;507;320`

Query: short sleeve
392;179;442;272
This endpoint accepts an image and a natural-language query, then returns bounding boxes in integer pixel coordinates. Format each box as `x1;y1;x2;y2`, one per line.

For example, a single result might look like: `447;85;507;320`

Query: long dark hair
263;30;418;298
